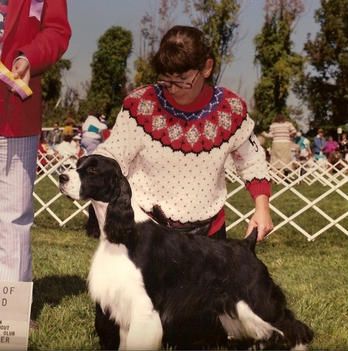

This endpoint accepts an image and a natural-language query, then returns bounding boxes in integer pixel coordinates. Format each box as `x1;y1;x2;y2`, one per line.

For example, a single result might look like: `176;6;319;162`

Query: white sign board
0;282;33;351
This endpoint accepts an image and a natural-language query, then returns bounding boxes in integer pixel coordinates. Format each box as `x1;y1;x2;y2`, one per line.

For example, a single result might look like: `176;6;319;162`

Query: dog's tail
244;227;258;251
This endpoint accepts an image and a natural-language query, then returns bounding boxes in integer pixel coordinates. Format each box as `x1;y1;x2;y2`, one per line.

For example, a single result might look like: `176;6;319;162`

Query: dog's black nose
59;174;69;184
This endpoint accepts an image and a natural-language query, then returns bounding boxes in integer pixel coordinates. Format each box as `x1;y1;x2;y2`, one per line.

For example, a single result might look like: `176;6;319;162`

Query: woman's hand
246;194;273;242
12;57;31;86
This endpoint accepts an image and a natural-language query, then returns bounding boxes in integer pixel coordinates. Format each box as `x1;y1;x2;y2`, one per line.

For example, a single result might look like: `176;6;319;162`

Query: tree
41;58;71;126
253;0;304;132
134;0;178;87
185;0;240;84
297;0;348;129
134;56;157;87
134;0;240;86
79;26;133;123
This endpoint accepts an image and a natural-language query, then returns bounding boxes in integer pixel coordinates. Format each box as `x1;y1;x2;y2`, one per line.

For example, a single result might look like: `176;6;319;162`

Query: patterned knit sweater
95;84;271;223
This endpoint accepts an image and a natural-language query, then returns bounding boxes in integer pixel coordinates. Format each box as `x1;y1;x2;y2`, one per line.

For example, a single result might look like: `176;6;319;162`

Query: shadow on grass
31;274;87;320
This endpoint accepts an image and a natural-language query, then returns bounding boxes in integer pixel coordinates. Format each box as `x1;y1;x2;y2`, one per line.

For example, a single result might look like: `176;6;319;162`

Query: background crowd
259;115;348;174
38;112;110;169
38;113;348;178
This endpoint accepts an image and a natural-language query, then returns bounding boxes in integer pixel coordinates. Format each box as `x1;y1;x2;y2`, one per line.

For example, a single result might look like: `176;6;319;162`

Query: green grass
30;227;99;350
29;179;348;350
29;227;348;350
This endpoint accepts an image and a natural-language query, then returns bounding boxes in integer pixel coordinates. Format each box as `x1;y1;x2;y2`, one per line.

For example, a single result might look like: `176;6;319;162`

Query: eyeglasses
157;71;200;89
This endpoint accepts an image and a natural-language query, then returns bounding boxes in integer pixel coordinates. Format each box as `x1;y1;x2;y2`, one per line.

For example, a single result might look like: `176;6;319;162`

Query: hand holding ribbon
0;61;33;100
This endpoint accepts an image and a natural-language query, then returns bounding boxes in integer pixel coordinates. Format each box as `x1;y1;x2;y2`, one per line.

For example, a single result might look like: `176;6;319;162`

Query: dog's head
59;155;135;244
59;154;123;202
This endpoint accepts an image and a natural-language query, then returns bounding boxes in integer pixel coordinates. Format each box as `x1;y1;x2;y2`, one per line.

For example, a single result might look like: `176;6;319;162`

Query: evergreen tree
42;58;71;126
134;0;178;87
134;56;157;87
79;26;132;123
297;0;348;129
253;0;304;132
134;0;240;86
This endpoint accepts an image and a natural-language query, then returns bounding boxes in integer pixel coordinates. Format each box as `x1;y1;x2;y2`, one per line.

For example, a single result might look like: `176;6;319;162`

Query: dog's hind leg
220;301;283;342
273;309;313;350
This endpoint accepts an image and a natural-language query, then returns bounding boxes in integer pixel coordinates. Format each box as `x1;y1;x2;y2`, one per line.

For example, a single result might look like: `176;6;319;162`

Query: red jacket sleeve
17;0;71;76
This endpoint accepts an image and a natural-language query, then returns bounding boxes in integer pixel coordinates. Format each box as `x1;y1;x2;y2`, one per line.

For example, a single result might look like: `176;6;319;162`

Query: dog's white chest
88;240;163;350
88;241;143;324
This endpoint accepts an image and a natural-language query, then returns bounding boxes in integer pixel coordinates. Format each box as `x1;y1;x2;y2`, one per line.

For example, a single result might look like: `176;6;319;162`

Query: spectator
55;134;80;168
71;133;85;157
323;135;339;159
294;131;312;161
63;116;75;137
47;122;62;149
312;128;326;160
0;0;71;283
338;132;348;162
81;113;108;154
38;132;49;168
95;25;273;242
37;132;57;172
263;114;297;172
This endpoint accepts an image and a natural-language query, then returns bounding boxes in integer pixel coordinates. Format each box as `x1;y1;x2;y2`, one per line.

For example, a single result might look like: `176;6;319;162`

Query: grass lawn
29;177;348;349
29;222;348;350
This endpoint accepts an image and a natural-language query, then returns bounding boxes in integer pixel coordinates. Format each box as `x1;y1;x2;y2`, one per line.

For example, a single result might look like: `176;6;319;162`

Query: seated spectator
38;133;57;172
71;133;86;157
55;134;81;168
47;122;62;149
81;112;108;154
38;133;49;169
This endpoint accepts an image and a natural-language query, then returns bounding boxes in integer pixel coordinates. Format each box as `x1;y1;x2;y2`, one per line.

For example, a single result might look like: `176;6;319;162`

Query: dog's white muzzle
59;170;82;200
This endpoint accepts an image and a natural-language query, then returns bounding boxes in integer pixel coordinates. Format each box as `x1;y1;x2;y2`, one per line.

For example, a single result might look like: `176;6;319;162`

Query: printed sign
0;282;33;351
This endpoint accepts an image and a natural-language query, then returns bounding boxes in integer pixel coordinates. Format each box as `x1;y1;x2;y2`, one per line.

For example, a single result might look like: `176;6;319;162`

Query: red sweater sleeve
245;179;272;200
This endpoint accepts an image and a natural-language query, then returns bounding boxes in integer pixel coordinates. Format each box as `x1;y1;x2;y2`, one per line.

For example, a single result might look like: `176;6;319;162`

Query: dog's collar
141;206;212;234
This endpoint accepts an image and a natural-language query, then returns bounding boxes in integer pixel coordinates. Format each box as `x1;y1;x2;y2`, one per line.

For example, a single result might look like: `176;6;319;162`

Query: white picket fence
34;151;348;241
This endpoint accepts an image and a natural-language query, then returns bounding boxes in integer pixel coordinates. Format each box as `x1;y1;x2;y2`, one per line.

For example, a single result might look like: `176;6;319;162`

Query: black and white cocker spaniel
59;154;313;350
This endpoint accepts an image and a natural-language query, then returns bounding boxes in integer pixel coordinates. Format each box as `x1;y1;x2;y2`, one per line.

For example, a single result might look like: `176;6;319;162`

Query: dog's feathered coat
59;155;313;350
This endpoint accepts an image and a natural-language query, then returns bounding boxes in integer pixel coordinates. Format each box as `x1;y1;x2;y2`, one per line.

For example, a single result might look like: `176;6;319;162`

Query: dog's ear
76;155;88;169
104;174;135;245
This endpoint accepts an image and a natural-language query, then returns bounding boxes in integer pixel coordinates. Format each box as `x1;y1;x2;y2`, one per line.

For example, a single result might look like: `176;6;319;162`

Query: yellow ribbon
0;61;33;99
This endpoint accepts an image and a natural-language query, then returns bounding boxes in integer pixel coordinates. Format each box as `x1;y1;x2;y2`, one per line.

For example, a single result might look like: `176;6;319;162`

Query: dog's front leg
125;299;163;350
95;303;120;350
119;327;128;350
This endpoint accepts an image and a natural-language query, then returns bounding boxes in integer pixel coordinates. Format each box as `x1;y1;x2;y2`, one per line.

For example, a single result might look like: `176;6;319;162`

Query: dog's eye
87;167;98;175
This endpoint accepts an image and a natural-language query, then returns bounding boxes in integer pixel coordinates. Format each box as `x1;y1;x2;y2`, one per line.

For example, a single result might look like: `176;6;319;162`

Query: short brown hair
273;114;287;123
151;25;214;75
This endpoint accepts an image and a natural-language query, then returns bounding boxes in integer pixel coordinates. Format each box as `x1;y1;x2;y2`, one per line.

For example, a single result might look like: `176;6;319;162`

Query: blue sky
64;0;320;104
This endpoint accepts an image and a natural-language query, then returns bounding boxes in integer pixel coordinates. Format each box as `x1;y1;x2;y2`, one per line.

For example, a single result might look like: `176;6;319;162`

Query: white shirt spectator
82;115;107;140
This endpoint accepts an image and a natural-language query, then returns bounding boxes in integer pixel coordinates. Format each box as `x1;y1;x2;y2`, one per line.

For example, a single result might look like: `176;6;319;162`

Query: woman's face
157;59;214;105
158;70;204;105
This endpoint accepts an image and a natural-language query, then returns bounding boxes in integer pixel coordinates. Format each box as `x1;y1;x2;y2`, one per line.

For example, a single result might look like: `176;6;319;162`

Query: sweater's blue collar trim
154;84;224;121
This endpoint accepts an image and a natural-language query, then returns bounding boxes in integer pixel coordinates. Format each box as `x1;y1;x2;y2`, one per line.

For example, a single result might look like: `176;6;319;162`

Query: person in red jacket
0;0;71;282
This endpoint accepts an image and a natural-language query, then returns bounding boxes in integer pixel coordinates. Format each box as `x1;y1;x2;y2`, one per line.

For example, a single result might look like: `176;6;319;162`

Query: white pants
0;135;39;281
